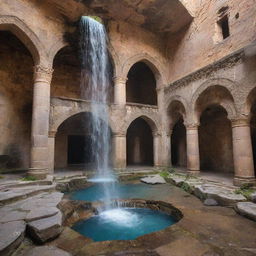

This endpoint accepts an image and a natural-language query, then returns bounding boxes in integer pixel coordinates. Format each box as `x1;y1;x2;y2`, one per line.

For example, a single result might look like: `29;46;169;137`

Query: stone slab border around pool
166;172;256;222
58;198;183;234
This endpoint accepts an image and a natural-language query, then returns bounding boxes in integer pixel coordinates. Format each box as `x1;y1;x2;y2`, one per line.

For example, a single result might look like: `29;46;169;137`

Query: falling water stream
80;16;116;208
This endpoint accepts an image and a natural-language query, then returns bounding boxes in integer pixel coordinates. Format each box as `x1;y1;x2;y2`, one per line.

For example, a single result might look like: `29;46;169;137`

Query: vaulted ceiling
46;0;193;34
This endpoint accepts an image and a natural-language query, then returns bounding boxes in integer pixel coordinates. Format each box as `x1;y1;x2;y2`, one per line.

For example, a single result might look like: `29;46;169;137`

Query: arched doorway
0;31;33;170
194;85;235;174
126;118;154;166
54;112;112;170
126;62;157;105
199;105;234;173
167;100;187;168
171;118;187;167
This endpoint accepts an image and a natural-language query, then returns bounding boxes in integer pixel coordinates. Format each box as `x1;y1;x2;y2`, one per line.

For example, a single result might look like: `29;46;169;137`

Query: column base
233;176;255;186
187;170;200;176
28;168;49;180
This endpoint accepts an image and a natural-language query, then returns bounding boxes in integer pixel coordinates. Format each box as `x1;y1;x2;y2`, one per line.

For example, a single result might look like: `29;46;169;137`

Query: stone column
28;65;53;179
231;119;255;185
48;131;57;174
153;133;161;167
112;133;126;169
114;77;127;105
186;124;200;173
160;131;172;167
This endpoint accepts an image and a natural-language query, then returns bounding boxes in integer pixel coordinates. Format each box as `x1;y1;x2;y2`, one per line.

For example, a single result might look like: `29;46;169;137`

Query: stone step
0;185;56;205
0;192;63;224
0;180;53;190
27;211;63;243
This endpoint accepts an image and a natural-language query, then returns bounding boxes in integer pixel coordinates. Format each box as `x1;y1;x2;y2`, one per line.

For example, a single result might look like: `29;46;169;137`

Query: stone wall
0;0;256;183
167;0;256;82
0;32;33;169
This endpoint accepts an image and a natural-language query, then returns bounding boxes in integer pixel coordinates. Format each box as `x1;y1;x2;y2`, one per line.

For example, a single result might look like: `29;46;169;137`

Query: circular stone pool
72;207;177;241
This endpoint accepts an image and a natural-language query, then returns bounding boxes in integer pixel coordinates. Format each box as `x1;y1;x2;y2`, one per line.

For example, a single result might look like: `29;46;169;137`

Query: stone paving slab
141;174;166;184
0;185;56;205
235;202;256;221
24;246;71;256
0;220;26;256
25;207;59;222
0;208;27;223
194;184;247;206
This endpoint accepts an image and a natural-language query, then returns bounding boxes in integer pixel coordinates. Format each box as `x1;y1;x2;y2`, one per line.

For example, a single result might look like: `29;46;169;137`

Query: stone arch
167;96;188;129
122;114;159;136
245;87;256;117
121;53;167;86
54;111;113;169
0;15;47;66
48;41;68;67
126;116;156;166
52;109;117;136
192;79;237;122
166;97;187;167
108;44;121;78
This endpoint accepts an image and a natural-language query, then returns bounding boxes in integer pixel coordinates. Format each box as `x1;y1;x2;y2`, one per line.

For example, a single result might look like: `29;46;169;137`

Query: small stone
203;198;218;206
24;246;71;256
235;202;256;221
27;211;63;243
0;220;26;256
141;175;166;184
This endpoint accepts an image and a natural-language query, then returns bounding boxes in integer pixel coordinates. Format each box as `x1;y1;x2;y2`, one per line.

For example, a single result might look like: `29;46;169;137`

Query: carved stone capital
48;130;57;138
113;76;127;85
231;118;250;128
166;130;173;137
112;132;126;137
185;122;199;130
34;65;54;83
153;131;161;137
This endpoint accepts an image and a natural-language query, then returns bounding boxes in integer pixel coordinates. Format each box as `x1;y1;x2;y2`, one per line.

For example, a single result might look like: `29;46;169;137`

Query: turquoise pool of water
70;183;167;202
72;207;176;241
